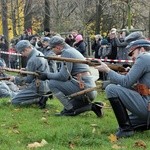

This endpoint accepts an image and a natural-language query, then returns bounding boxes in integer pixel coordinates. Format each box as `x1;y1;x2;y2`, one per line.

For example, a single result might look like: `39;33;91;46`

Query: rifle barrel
37;55;101;66
0;77;10;80
37;55;126;72
68;85;101;98
4;68;39;76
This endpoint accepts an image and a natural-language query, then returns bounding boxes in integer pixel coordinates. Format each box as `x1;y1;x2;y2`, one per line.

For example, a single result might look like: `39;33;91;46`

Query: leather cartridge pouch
134;84;150;96
75;72;91;90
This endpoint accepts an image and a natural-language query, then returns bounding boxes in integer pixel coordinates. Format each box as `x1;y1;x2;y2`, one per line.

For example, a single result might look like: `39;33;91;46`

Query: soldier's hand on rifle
37;71;48;80
9;76;15;82
95;61;111;73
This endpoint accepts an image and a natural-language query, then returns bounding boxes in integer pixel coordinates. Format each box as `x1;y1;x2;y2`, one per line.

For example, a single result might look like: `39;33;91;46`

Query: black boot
92;102;104;117
74;102;103;117
133;124;150;131
69;95;103;117
38;96;48;109
109;97;134;138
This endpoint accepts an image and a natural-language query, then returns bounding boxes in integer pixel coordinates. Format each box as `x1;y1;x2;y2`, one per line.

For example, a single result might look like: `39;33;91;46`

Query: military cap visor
127;39;150;56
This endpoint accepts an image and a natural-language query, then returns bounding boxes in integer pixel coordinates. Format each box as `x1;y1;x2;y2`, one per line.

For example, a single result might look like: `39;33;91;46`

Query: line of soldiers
1;32;150;139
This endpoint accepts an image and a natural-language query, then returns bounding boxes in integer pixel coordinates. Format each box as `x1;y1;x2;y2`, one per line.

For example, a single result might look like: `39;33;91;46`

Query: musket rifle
0;77;10;81
4;68;39;76
67;85;102;99
37;55;126;72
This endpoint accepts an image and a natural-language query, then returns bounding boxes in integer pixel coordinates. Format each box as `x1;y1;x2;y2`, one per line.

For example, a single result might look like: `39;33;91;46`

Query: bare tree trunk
44;0;50;30
148;8;150;39
1;0;9;42
95;0;102;34
16;0;21;35
24;0;33;31
10;0;17;37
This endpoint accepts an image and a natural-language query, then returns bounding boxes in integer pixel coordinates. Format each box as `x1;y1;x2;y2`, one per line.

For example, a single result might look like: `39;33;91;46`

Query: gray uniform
11;48;50;105
41;46;57;73
46;44;97;110
105;52;150;125
0;59;19;98
0;81;17;98
0;80;19;98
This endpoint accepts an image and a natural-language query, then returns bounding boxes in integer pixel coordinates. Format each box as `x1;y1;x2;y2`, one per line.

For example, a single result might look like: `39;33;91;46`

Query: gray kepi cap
125;31;145;43
15;40;31;53
127;39;150;56
49;35;65;49
41;37;51;42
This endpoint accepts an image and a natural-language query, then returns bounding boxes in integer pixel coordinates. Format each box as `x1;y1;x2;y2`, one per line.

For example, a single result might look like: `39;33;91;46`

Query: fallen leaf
41;139;48;145
134;140;146;149
68;141;75;149
27;139;48;149
90;124;98;127
41;117;47;121
42;109;49;114
14;108;21;112
27;142;41;148
112;144;122;149
92;127;96;133
1;124;6;127
108;134;118;143
13;129;20;134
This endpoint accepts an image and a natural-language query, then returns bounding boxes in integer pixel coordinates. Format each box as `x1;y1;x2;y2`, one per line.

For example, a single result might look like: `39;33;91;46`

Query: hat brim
128;50;134;56
128;46;138;56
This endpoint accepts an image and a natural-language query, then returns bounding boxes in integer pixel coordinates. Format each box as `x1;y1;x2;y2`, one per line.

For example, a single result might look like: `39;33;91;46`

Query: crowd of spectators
0;27;146;73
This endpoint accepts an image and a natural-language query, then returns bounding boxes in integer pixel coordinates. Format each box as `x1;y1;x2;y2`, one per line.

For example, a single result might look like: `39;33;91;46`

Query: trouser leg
55;91;73;110
105;84;149;134
11;88;40;106
48;79;97;116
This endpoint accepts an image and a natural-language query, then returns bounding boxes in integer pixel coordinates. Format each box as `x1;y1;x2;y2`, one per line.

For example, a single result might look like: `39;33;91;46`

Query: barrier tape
87;57;134;63
0;51;21;56
0;50;133;63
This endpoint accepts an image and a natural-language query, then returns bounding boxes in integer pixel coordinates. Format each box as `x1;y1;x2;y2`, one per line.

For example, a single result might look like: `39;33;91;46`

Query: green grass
0;92;149;150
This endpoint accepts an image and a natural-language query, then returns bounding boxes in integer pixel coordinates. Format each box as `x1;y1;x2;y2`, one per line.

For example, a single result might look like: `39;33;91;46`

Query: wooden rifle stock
0;77;10;81
68;85;102;98
107;64;126;72
4;68;39;76
37;55;126;72
37;55;100;66
90;60;126;72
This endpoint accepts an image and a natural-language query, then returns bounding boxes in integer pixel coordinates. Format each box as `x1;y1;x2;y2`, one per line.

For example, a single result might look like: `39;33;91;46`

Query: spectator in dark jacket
91;34;102;58
65;34;75;47
73;34;87;57
107;28;118;59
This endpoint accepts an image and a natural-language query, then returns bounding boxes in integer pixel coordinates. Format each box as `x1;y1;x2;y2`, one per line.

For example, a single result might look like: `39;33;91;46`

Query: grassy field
0;91;150;150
